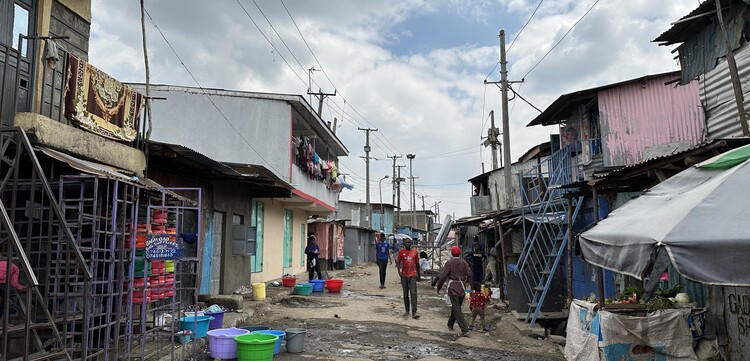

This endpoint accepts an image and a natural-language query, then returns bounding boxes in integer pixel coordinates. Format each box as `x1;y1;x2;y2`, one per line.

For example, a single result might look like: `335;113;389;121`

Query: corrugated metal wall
598;75;705;167
701;44;750;139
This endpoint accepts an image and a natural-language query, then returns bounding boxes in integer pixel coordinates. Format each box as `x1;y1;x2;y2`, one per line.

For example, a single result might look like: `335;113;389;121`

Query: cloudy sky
89;0;698;219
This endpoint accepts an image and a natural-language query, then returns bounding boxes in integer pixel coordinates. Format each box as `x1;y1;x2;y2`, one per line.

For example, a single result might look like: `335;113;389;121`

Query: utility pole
396;165;406;227
407;154;416;230
388;155;402;208
485;30;523;208
308;67;337;116
483;110;500;170
421;195;427;242
359;128;378;229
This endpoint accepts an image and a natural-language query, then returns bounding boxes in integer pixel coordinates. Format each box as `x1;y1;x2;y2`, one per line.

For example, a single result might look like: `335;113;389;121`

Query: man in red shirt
396;238;420;319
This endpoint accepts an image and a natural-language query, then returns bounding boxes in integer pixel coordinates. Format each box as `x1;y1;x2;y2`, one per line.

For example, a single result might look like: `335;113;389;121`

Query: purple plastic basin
204;309;226;330
207;327;250;359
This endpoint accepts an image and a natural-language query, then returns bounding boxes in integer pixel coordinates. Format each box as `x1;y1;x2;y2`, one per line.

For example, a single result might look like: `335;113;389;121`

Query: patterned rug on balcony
64;54;143;142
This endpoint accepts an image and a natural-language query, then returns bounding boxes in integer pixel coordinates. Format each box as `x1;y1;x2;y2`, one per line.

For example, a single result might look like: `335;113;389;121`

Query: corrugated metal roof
38;147;195;204
653;0;717;45
526;72;680;127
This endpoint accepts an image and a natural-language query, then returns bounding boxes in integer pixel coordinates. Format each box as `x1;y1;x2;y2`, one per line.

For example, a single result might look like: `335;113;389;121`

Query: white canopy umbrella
579;145;750;286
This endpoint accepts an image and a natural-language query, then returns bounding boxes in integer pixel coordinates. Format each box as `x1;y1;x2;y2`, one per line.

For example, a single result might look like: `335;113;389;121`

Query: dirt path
234;263;564;360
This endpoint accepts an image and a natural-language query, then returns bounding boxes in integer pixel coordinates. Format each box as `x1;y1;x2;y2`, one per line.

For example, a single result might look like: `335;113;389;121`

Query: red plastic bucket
325;279;344;293
281;277;297;287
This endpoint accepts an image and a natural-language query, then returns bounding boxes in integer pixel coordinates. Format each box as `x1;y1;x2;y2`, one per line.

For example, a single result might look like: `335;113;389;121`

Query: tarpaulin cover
599;309;696;361
579;154;750;286
564;300;600;361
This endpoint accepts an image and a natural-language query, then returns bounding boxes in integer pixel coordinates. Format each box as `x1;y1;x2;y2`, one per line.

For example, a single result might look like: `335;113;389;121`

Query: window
12;4;30;56
233;214;244;226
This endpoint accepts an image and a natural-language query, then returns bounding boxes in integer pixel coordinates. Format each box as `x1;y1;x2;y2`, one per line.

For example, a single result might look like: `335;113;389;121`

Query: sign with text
145;234;183;260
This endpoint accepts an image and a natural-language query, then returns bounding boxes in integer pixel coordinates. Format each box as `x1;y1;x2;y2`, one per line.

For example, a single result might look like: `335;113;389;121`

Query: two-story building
136;84;349;292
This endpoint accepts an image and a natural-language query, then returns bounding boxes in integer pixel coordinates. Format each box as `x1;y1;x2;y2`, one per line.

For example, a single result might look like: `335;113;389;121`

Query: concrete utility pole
396;165;406;227
406;154;416;230
483;110;500;170
421;195;427;241
388;155;402;208
485;30;523;208
500;30;513;206
359;128;378;229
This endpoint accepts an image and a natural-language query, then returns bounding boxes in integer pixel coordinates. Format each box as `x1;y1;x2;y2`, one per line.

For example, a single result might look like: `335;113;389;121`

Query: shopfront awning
38;147;196;205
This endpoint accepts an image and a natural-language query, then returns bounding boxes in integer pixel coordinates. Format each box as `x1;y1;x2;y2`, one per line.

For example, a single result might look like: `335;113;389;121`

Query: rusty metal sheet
701;44;750;139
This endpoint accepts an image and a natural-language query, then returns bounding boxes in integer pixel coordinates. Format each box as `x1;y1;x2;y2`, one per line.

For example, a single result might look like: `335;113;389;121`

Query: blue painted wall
199;213;213;295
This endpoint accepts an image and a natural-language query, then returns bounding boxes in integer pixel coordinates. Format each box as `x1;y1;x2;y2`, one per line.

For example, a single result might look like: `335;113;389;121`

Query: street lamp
378;176;389;228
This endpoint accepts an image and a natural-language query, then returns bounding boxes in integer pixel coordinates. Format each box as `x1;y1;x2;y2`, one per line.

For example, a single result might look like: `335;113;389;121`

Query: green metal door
283;209;293;268
250;200;264;273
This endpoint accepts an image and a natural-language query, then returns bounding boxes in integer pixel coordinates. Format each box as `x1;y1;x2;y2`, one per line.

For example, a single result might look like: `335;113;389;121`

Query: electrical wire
521;0;600;80
506;0;544;54
142;7;286;178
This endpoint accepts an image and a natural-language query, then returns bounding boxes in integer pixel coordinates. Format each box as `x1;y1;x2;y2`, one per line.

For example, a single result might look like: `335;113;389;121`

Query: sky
89;0;699;220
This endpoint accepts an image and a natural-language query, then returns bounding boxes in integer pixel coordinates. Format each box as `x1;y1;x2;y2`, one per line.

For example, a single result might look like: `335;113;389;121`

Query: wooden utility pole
140;0;152;141
483;110;500;170
566;197;574;307
359;128;378;229
715;0;750;136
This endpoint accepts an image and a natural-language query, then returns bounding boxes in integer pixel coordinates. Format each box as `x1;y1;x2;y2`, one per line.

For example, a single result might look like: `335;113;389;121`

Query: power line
421;145;478;159
249;0;308;76
521;0;600;79
279;0;403;156
506;0;544;54
509;84;543;113
142;7;286;178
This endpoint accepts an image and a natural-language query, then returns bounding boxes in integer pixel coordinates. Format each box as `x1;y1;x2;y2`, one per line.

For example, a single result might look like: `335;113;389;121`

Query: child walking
469;282;491;331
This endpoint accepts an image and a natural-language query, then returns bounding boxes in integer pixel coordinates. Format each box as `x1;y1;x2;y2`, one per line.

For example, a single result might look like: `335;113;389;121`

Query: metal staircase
0;127;92;360
516;146;584;327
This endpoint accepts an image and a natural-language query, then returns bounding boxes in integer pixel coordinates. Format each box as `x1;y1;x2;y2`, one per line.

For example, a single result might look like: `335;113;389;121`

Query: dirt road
235;263;564;360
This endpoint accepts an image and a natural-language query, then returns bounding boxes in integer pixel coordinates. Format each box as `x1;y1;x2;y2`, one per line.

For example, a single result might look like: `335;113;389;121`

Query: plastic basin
282;277;297;287
294;283;313;296
204;309;226;330
207;327;249;359
178;316;214;338
235;333;278;361
309;279;325;292
325;279;344;293
251;330;286;355
241;326;270;333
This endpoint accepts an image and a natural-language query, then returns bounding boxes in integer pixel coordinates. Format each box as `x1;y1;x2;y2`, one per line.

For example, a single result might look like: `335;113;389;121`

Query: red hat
451;246;461;256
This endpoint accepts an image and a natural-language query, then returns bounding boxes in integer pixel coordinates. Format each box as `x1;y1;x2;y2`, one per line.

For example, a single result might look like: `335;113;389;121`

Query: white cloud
88;0;700;219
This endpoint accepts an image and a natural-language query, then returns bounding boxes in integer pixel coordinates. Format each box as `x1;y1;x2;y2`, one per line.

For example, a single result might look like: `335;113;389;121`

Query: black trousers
448;295;468;333
308;260;322;281
376;259;388;286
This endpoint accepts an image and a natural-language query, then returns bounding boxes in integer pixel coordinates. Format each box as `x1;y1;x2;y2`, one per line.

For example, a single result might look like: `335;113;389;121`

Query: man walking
396;238;420;319
375;232;391;289
436;246;472;336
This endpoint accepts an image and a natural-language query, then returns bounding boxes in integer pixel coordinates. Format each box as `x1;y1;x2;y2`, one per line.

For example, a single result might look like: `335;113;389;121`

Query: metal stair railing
0;127;93;359
523;196;583;327
516;147;573;289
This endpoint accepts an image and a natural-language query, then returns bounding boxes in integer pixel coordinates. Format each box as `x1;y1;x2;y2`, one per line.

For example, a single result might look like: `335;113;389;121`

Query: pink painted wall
598;76;705;167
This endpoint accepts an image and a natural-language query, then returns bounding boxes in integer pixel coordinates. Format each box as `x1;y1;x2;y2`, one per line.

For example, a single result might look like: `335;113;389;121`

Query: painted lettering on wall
146;235;183;260
727;293;750;336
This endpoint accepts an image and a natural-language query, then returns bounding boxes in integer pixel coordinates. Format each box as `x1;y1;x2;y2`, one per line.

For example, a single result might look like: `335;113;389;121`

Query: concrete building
137;84;349;293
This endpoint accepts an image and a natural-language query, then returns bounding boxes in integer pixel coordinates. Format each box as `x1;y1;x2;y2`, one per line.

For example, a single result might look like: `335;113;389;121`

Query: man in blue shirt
375;232;392;289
